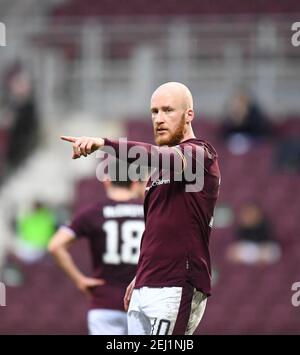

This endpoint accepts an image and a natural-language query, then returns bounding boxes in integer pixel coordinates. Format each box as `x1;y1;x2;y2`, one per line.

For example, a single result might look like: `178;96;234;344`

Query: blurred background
0;0;300;334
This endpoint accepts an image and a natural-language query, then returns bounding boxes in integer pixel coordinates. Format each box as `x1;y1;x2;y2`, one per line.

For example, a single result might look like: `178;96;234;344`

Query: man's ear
186;109;194;123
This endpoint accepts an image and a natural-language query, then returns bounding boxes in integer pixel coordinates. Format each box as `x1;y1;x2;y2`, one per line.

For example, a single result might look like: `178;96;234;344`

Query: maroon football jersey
104;138;221;296
67;197;144;310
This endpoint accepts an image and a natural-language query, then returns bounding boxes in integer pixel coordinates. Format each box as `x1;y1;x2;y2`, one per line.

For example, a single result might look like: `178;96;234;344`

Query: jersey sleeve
65;207;92;239
178;141;217;174
103;138;186;173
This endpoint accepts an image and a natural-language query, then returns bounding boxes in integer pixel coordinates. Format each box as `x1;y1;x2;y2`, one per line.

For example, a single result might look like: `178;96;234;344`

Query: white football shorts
87;309;128;335
127;283;207;335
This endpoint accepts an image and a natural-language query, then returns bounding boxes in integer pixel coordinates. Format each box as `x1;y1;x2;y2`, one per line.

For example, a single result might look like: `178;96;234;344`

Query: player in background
48;160;145;335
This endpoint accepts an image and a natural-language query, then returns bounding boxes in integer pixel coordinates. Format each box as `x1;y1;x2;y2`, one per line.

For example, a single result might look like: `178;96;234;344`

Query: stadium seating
52;0;300;18
0;241;89;335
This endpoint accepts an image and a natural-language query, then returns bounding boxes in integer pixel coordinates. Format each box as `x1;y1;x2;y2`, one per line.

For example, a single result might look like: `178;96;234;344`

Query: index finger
61;136;77;143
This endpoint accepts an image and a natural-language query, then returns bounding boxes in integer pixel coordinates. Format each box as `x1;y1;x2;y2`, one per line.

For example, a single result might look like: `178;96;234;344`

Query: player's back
69;196;144;310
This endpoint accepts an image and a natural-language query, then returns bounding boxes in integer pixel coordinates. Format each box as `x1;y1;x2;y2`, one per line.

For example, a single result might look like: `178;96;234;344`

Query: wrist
74;274;86;287
96;138;105;150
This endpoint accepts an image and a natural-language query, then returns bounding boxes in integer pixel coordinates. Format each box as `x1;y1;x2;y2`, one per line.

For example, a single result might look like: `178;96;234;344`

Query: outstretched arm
61;136;186;172
48;227;105;296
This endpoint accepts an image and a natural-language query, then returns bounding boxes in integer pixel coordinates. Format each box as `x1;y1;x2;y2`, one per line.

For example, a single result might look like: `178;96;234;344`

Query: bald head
150;82;195;146
151;82;193;110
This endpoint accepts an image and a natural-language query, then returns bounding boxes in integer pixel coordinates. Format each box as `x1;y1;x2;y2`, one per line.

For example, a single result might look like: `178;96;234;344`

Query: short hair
109;158;134;188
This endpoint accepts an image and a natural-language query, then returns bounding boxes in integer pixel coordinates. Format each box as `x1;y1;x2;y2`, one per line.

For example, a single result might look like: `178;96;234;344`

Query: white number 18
102;220;144;265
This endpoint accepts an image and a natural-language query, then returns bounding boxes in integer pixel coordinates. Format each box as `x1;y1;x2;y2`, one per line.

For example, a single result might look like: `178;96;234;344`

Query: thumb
89;278;106;286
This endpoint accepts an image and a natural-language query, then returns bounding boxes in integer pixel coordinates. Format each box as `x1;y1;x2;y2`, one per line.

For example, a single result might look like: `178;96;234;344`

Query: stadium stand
52;0;300;17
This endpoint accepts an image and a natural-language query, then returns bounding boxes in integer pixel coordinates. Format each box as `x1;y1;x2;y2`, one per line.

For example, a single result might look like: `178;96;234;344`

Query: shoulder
177;139;218;164
73;201;104;222
69;201;107;237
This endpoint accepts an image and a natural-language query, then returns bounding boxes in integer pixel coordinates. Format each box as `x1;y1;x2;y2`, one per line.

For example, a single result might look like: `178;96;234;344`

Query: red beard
154;114;186;146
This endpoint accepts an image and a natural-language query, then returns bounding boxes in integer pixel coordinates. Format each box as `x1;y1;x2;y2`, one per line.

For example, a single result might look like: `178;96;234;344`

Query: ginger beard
154;113;187;147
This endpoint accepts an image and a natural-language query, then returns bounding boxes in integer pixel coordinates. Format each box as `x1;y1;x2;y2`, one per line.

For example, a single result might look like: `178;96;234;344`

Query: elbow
47;241;56;255
47;229;74;255
48;238;59;255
